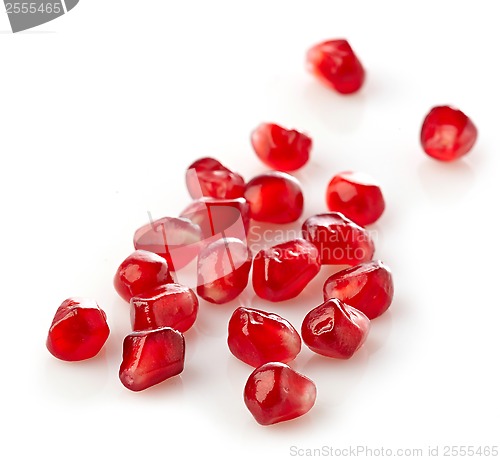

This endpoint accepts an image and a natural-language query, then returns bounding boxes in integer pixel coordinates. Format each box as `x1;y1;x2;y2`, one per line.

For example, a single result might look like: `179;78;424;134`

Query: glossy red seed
180;197;249;241
244;362;316;425
46;297;110;361
302;298;370;359
420;106;478;161
119;327;184;392
251;123;312;171
133;217;202;270
326;172;385;226
252;238;321;302
323;260;394;320
197;238;252;304
228;307;301;367
302;212;375;265
113;250;174;302
244;172;304;223
131;283;199;332
307;39;365;94
186;157;245;199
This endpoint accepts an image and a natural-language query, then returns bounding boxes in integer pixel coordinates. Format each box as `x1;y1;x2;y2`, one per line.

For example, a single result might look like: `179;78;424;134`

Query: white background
1;1;499;459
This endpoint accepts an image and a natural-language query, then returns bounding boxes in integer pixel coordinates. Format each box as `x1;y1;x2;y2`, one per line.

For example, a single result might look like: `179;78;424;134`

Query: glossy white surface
1;1;499;458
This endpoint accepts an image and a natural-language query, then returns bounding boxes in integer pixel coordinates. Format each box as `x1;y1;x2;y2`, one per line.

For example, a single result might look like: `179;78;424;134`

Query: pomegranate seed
46;297;110;361
244;362;316;425
119;327;185;392
420;106;478;161
113;250;174;302
307;39;365;94
131;283;199;333
253;238;321;302
197;238;252;304
301;298;370;359
251;123;312;171
133;217;202;270
244;172;304;223
186;157;245;199
180;197;249;241
326;172;385;226
323;260;394;320
228;307;301;367
302;212;375;265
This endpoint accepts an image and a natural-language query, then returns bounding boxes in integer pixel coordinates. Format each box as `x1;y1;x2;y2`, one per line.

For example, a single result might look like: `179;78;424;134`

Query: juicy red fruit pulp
114;250;174;302
186;157;245;199
420;106;478;161
46;297;110;361
133;217;201;270
252;238;321;302
119;327;185;392
244;362;316;425
251;123;312;171
244;172;304;223
228;307;301;367
197;238;252;304
131;283;199;332
326;172;385;226
323;260;394;320
302;212;375;265
307;39;365;94
302;298;370;359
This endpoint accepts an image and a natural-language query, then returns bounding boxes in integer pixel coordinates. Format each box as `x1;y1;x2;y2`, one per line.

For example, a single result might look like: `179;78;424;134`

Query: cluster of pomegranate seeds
197;238;252;304
186;157;245;199
131;283;199;332
307;39;365;94
251;123;312;171
119;327;185;392
302;298;370;359
46;297;110;362
326;172;385;226
228;307;301;367
323;260;394;319
302;212;375;265
244;171;304;223
253;238;321;302
420;106;478;161
47;35;478;425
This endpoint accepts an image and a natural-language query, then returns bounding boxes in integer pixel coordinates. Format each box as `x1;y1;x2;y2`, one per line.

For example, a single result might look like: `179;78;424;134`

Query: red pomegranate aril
307;39;365;94
114;250;174;302
119;327;185;392
180;197;250;241
131;283;199;333
244;362;316;425
302;212;375;265
326;172;385;226
302;298;370;359
420;106;478;161
323;260;394;320
251;123;312;171
244;172;304;223
253;238;321;302
228;307;301;367
186;157;245;199
46;297;110;361
133;217;202;270
197;238;252;304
